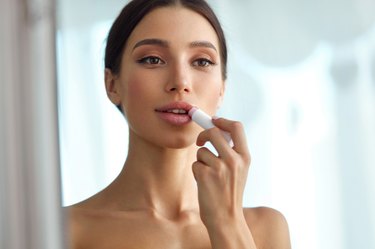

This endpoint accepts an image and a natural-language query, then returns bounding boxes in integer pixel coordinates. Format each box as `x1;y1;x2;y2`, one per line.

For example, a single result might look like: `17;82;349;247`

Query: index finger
212;118;250;156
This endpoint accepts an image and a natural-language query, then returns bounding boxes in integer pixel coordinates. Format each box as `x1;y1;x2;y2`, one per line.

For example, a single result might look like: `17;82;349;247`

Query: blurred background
57;0;375;249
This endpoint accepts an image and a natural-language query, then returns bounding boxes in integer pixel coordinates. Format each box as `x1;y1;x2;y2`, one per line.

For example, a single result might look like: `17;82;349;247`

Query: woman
66;0;291;248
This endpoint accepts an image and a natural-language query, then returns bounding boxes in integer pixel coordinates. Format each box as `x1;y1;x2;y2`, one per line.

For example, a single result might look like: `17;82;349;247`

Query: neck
106;130;200;219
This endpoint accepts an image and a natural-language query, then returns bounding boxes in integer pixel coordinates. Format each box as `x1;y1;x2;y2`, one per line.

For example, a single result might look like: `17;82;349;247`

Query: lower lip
156;112;191;126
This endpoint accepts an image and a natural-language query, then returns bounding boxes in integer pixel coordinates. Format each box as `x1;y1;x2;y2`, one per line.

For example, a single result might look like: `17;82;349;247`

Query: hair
104;0;227;80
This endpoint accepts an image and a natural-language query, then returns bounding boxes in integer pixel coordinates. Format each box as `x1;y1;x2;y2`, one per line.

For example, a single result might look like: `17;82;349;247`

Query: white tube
189;107;233;146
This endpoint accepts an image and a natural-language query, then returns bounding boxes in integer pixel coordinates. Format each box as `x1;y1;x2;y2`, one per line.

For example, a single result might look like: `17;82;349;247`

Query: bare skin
65;6;291;249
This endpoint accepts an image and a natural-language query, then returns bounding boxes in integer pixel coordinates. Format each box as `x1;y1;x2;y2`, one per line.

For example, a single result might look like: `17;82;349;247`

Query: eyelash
192;58;215;67
136;56;216;68
137;56;164;65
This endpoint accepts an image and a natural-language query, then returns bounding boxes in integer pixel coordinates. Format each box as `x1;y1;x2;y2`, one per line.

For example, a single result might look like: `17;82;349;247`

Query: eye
137;56;164;65
192;58;215;67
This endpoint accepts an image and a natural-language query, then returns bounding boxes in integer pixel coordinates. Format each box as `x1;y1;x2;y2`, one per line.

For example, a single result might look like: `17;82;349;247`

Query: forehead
125;6;220;51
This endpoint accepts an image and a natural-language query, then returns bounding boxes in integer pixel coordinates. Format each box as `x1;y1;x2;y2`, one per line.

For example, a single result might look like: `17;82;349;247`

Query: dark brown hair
104;0;227;80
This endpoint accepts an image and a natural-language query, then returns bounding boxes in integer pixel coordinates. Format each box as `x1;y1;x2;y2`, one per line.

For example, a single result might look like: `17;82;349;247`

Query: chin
159;136;196;149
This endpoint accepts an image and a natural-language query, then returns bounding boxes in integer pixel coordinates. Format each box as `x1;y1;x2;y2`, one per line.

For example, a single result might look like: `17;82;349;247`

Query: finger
192;160;212;182
197;127;234;159
196;147;222;169
212;118;249;156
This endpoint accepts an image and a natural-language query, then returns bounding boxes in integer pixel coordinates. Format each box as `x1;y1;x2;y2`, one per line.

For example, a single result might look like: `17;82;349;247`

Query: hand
192;117;251;229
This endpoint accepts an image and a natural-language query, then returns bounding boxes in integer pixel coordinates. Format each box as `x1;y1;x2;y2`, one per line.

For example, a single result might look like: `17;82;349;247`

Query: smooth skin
66;6;291;249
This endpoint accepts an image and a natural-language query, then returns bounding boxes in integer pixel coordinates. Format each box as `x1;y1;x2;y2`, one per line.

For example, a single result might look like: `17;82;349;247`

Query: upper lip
155;101;194;113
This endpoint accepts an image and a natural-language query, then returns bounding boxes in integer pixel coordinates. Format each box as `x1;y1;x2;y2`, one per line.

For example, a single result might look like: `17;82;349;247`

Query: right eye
137;56;165;65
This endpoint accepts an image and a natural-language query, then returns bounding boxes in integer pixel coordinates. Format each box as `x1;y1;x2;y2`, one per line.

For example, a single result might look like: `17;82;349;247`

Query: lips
155;101;193;113
155;101;194;126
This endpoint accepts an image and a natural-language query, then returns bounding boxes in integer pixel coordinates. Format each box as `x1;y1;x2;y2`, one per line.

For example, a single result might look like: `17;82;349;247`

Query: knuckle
192;162;211;181
227;162;239;172
226;155;238;168
197;147;209;158
216;167;226;182
243;152;251;166
216;160;226;169
231;121;243;131
197;147;204;156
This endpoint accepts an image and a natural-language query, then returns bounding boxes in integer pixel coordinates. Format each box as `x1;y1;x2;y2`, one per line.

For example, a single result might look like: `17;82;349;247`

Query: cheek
122;72;159;123
196;82;223;115
126;80;145;103
123;70;154;105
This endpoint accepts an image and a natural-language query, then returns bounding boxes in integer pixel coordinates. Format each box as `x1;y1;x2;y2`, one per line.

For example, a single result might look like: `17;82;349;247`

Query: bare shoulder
63;201;106;249
243;206;291;249
63;205;88;249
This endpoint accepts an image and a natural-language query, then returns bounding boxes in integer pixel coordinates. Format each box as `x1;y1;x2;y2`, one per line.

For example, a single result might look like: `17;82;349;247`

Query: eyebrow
133;39;169;51
132;38;217;52
189;41;217;52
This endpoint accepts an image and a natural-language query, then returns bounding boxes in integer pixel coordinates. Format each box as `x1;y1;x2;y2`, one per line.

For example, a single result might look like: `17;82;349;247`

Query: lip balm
188;107;233;146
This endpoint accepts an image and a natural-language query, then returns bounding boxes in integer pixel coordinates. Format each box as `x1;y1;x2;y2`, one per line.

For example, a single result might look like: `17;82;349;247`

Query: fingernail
212;115;220;120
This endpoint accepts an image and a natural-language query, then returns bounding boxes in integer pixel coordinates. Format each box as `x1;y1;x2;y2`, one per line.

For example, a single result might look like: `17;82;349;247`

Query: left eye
193;58;214;67
137;56;164;65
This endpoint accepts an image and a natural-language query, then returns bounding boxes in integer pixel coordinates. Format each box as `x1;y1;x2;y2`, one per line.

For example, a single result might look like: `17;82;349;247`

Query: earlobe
104;68;121;105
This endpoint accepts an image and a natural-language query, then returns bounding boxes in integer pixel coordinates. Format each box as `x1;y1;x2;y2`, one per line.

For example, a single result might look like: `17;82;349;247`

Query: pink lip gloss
188;107;233;146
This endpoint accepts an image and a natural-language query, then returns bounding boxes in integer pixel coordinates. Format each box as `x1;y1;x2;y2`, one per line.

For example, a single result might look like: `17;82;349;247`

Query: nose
164;62;192;94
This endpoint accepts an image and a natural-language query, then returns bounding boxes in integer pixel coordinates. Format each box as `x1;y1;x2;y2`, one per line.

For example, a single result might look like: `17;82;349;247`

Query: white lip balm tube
188;107;233;146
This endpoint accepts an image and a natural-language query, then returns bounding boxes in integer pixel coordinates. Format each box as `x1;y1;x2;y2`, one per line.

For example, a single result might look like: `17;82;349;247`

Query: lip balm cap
188;107;198;117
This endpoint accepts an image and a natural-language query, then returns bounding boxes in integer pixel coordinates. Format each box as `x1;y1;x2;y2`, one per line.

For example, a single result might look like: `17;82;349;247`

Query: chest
77;216;211;249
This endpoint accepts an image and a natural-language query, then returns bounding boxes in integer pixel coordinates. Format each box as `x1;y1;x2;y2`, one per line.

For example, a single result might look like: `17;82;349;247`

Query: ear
104;68;121;106
217;81;226;109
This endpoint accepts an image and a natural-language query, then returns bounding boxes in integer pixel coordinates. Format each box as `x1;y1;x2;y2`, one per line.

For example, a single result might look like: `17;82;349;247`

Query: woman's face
108;6;225;148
